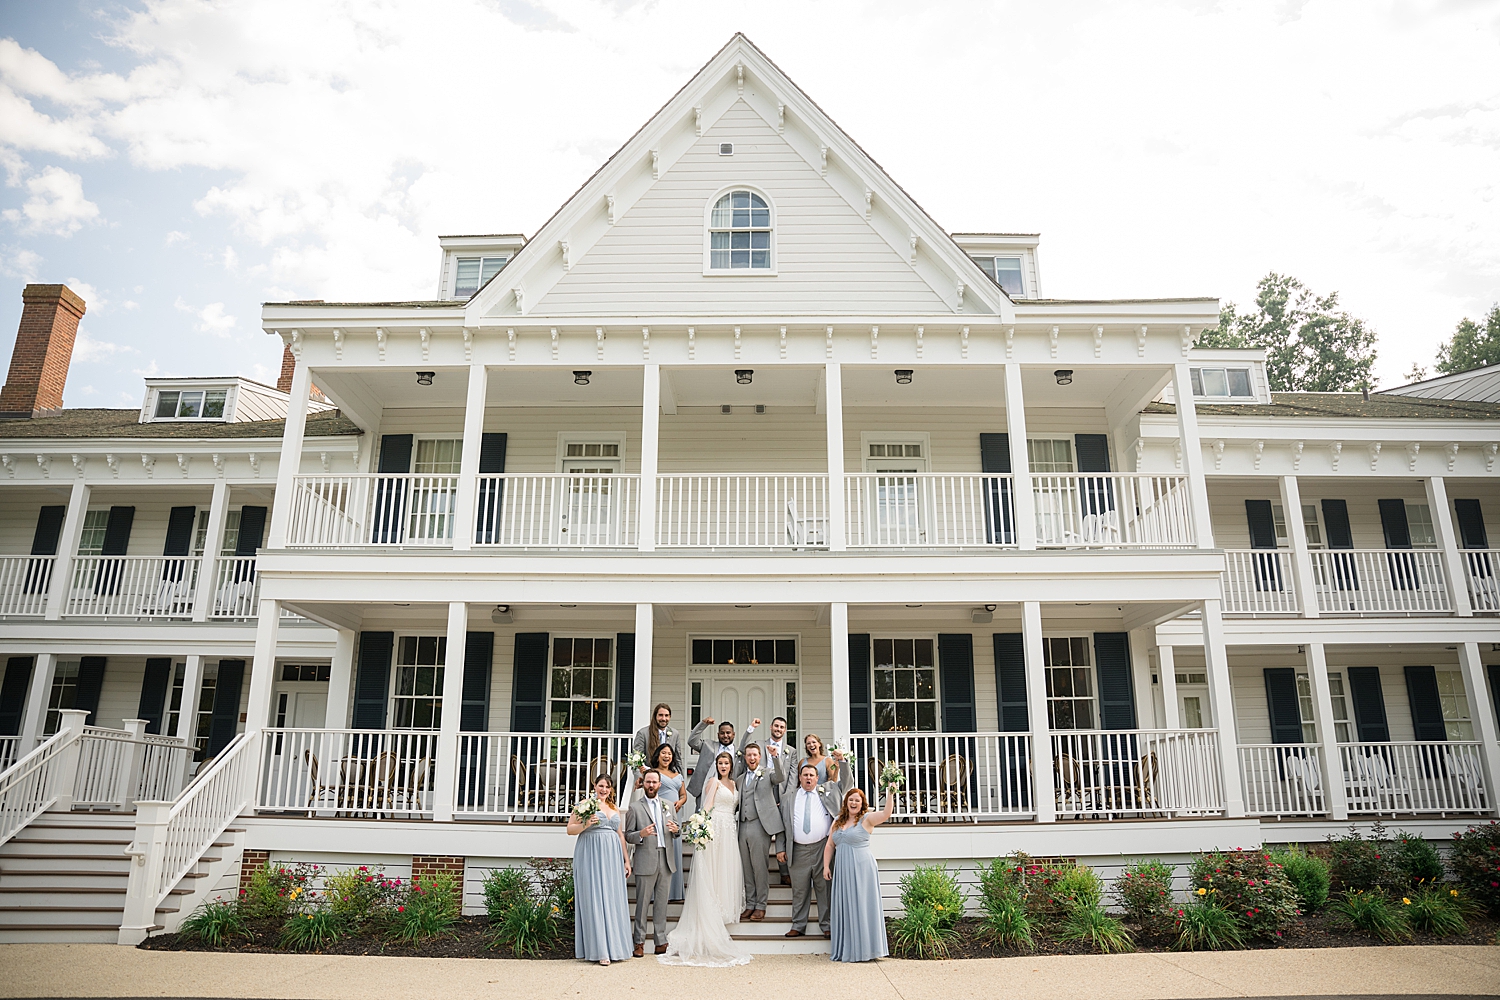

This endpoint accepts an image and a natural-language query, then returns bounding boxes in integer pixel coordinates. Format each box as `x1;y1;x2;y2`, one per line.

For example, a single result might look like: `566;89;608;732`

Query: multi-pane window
192;509;245;555
690;638;797;665
565;442;620;460
44;659;81;735
414;439;462;475
1406;503;1438;548
975;256;1025;296
709;190;771;270
1189;367;1254;399
872;638;937;732
1328;672;1352;743
1174;670;1208;729
549;637;613;732
392;636;447;729
690;680;703;729
782;681;799;750
1027;439;1075;474
1435;668;1474;740
1272;504;1324;548
453;256;508;298
165;662;219;760
868;443;923;460
1044;637;1094;729
77;510;111;555
153;389;227;420
1296;673;1317;743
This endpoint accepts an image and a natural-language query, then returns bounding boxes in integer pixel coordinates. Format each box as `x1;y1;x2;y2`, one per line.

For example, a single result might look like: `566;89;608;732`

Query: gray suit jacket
778;764;854;845
735;753;787;836
624;794;680;876
686;721;747;797
632;724;683;767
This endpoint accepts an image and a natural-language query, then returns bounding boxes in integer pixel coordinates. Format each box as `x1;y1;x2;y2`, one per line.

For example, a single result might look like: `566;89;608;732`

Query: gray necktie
802;790;812;834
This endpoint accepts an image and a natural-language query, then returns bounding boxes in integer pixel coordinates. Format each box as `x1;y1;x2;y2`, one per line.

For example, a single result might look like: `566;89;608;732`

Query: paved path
0;944;1496;999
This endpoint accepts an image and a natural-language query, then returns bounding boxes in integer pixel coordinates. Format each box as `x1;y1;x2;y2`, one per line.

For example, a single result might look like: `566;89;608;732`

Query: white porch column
452;364;488;552
192;481;231;622
44;480;90;620
638;365;660;552
830;602;851;739
324;628;357;729
1157;643;1181;729
266;353;312;549
1004;364;1037;549
173;655;205;743
1457;642;1500;818
1171;363;1215;549
1278;475;1320;619
432;602;468;822
1303;642;1349;820
1021;602;1055;822
1427;477;1473;617
824;363;846;552
1128;630;1156;728
19;651;57;748
245;598;281;734
1200;599;1244;816
631;604;655;734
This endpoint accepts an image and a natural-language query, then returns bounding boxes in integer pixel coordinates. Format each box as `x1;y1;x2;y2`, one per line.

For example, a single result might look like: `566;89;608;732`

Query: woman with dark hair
651;742;688;901
823;785;894;962
568;774;633;965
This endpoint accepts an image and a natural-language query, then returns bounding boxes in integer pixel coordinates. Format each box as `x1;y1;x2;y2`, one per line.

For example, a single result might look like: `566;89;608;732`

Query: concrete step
0;837;132;857
0;886;129;909
0;925;125;944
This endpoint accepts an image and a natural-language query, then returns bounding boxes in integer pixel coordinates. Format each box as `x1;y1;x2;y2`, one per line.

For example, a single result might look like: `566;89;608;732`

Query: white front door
292;691;326;729
865;441;928;544
559;441;622;545
709;675;776;729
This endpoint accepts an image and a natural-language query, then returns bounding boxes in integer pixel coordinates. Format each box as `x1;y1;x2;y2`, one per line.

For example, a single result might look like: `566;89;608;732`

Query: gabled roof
466;34;1012;324
1381;363;1500;404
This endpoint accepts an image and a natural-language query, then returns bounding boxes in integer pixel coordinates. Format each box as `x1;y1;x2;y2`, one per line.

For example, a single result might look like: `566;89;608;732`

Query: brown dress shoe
654;944;668;954
785;928;804;938
750;909;765;921
633;943;644;958
739;908;755;921
780;876;792;886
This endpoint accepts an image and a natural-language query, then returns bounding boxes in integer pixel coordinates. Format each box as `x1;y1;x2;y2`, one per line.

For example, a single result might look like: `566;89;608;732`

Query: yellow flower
1451;889;1459;897
1196;888;1207;895
1401;898;1411;905
935;904;945;910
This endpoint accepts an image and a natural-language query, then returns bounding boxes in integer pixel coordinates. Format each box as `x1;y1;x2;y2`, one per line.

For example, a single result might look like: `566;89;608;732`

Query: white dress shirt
791;787;832;844
647;794;666;849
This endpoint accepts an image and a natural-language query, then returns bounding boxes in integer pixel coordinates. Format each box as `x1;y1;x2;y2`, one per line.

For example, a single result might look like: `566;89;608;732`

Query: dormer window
453;256;508;297
708;190;771;271
154;389;227;420
1190;366;1254;399
976;256;1024;297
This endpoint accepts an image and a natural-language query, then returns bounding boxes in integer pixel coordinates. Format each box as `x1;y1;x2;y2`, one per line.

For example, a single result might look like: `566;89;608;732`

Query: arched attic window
708;190;772;270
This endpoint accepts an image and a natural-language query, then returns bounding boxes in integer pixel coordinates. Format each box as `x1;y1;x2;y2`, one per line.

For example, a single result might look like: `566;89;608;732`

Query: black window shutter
374;435;414;543
0;657;34;736
614;632;635;734
476;433;508;544
234;506;268;556
937;633;975;732
1245;500;1278;549
848;633;871;734
1094;632;1136;729
461;631;494;732
1074;434;1112;472
1263;668;1304;744
95;507;135;596
1403;665;1447;742
26;505;64;593
1454;499;1488;548
163;506;197;556
1322;500;1354;549
979;433;1011;473
1346;666;1389;742
378;434;414;472
352;632;394;729
207;659;244;757
993;633;1028;732
75;656;107;726
478;432;508;473
137;657;173;734
1378;500;1412;549
510;632;549;732
979;433;1014;545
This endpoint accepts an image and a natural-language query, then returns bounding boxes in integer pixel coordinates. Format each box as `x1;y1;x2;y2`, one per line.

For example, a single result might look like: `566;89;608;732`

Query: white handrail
844;474;1017;548
0;729;71;847
1032;474;1195;548
153;731;256;904
0;555;53;616
64;555;202;618
1051;728;1224;816
473;474;640;547
1221;550;1301;614
1238;743;1327;817
847;732;1034;820
1339;741;1488;814
1462;549;1500;613
452;732;635;820
1312;549;1452;614
657;475;829;548
286;474;461;547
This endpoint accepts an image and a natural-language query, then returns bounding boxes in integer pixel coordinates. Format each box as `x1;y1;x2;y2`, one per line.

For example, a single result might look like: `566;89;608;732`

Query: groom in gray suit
734;742;785;922
777;757;852;938
624;770;680;957
686;716;751;799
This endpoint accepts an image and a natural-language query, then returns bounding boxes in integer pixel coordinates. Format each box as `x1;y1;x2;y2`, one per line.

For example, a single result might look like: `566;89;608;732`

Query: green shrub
1009;855;1072;928
1190;849;1300;939
1330;889;1411;942
1395;833;1444;886
527;858;574;927
1172;897;1245;951
278;907;345;952
390;874;460;943
178;898;251;947
889;864;966;958
888;901;958;959
1058;903;1133;954
323;866;400;926
1406;886;1472;936
490;893;563;957
1114;860;1176;940
239;862;318;920
1269;846;1330;913
1447;822;1500;916
976;858;1032;948
481;867;531;923
1053;865;1104;911
1327;823;1400;893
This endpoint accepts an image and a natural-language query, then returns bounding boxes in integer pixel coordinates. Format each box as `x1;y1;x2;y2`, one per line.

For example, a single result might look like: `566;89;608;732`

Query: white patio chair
1285;753;1322;812
785;499;827;549
1444;750;1485;809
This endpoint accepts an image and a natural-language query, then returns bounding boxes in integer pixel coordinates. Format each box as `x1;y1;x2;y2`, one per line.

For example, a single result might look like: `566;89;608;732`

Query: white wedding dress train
657;781;751;967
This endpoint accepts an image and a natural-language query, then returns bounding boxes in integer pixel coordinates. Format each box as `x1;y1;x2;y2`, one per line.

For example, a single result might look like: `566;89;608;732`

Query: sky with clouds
0;0;1496;406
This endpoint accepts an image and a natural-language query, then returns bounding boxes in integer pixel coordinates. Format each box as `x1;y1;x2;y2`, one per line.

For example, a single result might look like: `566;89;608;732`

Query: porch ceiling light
415;371;435;386
894;369;913;384
735;369;754;384
1054;369;1074;385
573;370;592;385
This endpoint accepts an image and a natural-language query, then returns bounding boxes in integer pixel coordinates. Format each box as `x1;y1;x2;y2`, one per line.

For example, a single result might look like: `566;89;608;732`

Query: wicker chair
937;754;972;814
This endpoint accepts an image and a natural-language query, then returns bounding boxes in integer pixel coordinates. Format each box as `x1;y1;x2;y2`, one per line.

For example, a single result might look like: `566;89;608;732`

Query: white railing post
824;363;846;551
631;604;655;735
173;655;205;746
830;602;851;740
1304;642;1349;820
1171;362;1214;549
432;602;468;822
1279;475;1318;618
453;364;488;552
1004;364;1037;550
51;708;89;811
1427;477;1473;617
1200;599;1244;816
44;480;90;621
119;719;149;810
119;799;172;944
246;599;281;735
638;365;660;552
266;350;311;549
1022;601;1055;822
1458;641;1500;818
192;481;230;621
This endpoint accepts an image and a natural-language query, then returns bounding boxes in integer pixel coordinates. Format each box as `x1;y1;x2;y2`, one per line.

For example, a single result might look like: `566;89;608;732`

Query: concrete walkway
0;944;1496;1000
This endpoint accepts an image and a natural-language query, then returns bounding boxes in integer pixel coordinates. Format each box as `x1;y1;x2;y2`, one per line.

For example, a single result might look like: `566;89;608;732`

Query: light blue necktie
802;790;812;834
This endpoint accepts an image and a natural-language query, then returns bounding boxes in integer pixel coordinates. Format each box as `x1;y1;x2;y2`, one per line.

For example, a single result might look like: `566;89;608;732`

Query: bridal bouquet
878;762;905;792
625;750;648;771
682;809;715;849
572;796;600;822
825;741;850;760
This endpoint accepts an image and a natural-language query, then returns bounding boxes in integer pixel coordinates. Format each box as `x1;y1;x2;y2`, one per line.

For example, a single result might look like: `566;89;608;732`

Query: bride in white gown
658;751;751;967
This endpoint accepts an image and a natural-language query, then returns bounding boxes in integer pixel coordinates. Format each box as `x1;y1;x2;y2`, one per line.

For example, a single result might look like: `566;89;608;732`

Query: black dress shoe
785;928;804;938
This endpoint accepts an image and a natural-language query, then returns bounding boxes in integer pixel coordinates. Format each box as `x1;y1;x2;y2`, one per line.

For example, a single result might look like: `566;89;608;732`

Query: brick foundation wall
0;283;86;417
411;855;466;884
239;849;271;889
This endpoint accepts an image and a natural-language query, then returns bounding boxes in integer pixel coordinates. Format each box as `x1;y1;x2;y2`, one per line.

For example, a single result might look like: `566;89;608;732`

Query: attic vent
718;143;734;156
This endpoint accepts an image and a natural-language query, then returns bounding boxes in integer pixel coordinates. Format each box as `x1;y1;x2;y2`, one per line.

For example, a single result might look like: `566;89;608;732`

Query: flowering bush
889;864;965;958
390;874;460;943
1005;855;1073;928
1448;822;1500;915
323;865;403;926
1189;849;1300;939
1114;860;1177;940
1327;823;1401;892
240;862;319;920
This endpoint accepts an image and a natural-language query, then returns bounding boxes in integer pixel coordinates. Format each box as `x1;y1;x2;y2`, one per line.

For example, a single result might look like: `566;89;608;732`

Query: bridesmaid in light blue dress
568;774;633;965
650;744;689;902
823;785;895;963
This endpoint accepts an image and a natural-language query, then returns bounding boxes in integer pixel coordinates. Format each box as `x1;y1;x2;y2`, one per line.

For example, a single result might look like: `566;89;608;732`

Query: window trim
1042;633;1097;731
555;431;628;473
859;431;932;473
546;634;617;734
870;633;940;734
1188;366;1256;401
450;254;510;299
389;633;449;731
148;385;236;423
702;185;777;276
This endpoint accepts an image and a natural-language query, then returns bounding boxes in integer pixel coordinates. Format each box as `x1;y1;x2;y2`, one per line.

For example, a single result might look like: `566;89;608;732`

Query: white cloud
65;277;102;310
72;327;137;362
222;244;238;271
164;229;188;244
121;299;139;310
2;165;100;235
0;243;40;280
174;295;237;337
131;360;159;378
76;384;97;395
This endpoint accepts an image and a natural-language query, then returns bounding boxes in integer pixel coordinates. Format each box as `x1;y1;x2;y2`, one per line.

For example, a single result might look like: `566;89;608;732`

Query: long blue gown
829;823;888;962
573;810;633;962
656;770;687;900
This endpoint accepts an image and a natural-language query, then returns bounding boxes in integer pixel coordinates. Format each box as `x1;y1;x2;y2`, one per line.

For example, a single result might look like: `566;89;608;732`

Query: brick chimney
0;283;87;419
276;344;296;392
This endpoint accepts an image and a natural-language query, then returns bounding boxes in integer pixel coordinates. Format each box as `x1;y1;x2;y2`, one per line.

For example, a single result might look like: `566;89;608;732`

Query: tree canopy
1435;304;1500;375
1197;272;1378;392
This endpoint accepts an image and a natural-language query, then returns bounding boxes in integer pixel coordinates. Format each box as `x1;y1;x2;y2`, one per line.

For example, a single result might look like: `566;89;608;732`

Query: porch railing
0;729;70;847
1051;729;1223;816
1221;550;1301;615
1311;549;1452;614
1463;549;1500;613
656;475;829;548
473;474;639;547
0;735;20;771
257;728;439;817
1032;474;1195;548
0;555;53;617
73;727;192;810
843;475;1018;548
64;555;201;618
453;732;634;820
149;732;257;906
286;474;461;547
209;556;260;619
1238;743;1328;817
1339;741;1489;814
846;733;1033;820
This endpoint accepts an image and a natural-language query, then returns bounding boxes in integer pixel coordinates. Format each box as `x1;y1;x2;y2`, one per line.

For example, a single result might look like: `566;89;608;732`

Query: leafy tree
1199;273;1377;391
1435;304;1500;375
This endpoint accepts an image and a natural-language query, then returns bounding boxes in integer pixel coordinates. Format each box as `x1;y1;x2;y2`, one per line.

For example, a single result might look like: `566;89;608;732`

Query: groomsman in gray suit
734;742;785;922
749;717;793;885
686;715;751;799
776;758;852;938
631;703;682;786
624;770;679;957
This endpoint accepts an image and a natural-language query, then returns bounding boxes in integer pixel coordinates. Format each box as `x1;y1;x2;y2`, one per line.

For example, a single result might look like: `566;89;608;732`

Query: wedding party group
565;704;899;966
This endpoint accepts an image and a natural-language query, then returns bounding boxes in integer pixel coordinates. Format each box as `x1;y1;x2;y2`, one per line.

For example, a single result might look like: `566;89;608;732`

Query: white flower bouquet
825;740;850;760
572;796;600;822
682;809;715;849
879;762;905;792
625;750;648;771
